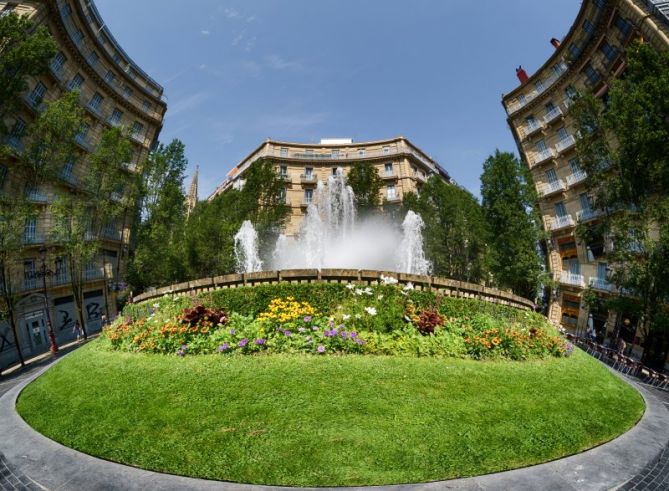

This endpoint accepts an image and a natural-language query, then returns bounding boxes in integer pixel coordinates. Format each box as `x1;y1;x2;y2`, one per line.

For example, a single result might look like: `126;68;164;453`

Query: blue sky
96;0;581;199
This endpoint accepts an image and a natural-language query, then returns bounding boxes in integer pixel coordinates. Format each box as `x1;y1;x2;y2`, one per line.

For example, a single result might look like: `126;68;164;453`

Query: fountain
235;170;432;274
234;220;263;273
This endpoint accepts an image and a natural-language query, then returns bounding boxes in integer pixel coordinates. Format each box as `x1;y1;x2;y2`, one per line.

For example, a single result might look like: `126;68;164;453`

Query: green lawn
17;342;643;486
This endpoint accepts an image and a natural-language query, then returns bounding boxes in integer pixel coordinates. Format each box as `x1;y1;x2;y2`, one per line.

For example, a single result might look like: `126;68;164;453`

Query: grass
17;342;643;486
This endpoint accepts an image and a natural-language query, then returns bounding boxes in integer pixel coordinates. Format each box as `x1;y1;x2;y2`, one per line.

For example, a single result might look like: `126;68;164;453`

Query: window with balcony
51;52;66;73
112;53;121;64
26;184;46;202
78;122;90;139
277;188;286;203
279;165;288;177
525;115;538;130
123;85;133;99
54;256;68;284
23;259;36;290
68;73;84;91
387;184;397;200
555;201;568;218
28;82;46;106
304;188;313;204
535;80;544;93
60;161;74;182
558;127;569;140
613;14;633;40
584;63;601;85
517;94;526;105
536;139;547;152
568;42;581;60
23;217;36;243
552;63;566;77
579;193;593;213
569;158;581;174
87;51;99;67
10;117;26;140
545;101;556;114
304;167;313;178
600;40;618;65
545;168;558;184
564;84;578;101
384;163;393;176
142;100;152;112
582;19;594;35
131;121;144;139
89;92;103;111
104;70;115;85
73;29;84;45
280;147;288;157
109;108;123;125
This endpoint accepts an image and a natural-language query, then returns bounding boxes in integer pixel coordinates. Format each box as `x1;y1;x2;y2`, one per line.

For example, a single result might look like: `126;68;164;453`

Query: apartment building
208;137;451;235
0;0;166;368
501;0;669;348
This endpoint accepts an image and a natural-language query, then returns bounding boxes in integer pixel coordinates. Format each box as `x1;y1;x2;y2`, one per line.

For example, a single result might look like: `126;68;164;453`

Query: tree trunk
1;266;24;367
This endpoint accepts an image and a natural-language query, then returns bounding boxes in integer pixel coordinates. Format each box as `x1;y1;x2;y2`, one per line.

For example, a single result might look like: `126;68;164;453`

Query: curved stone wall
132;269;536;311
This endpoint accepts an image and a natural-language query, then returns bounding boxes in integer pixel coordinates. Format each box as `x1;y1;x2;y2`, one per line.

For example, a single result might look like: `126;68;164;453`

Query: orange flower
492;337;501;346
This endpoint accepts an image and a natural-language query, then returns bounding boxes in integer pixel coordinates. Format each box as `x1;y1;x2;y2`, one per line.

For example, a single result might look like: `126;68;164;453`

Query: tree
480;150;546;300
571;41;669;368
127;140;188;291
404;178;489;282
50;126;133;337
347;162;383;214
0;11;57;136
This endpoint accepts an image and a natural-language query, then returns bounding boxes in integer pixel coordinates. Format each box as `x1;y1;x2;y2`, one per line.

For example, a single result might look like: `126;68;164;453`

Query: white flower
377;294;384;300
381;275;398;285
364;287;373;295
403;282;414;291
365;307;377;316
355;288;364;296
346;284;355;290
152;302;160;309
343;314;351;321
355;314;362;319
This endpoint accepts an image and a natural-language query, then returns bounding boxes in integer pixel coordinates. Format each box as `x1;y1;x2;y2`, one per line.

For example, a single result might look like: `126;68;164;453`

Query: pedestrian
73;320;83;343
617;337;626;355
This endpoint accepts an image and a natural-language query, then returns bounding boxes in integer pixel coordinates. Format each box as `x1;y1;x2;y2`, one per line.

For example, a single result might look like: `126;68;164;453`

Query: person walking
73;320;84;343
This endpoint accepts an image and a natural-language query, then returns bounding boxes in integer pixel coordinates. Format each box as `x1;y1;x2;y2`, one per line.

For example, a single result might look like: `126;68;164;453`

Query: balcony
300;198;313;208
589;277;614;292
548;215;575;231
24;95;46;113
385;194;401;203
414;172;427;183
107;117;123;127
520;120;543;140
87;102;105;119
543;107;563;125
23;234;46;246
84;269;105;281
22;278;38;291
504;63;568;116
4;135;24;153
75;133;93;152
49;64;65;82
566;169;587;187
560;271;585;288
382;171;398;180
130;133;146;145
555;135;576;153
103;228;122;241
538;179;565;197
576;208;601;223
300;174;317;184
530;148;555;167
52;274;71;286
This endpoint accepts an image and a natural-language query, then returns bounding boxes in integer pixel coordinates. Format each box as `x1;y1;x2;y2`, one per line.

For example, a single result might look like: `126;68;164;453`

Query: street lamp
37;246;59;355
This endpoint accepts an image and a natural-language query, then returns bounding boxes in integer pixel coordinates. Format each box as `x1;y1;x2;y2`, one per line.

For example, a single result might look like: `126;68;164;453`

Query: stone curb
0;356;667;490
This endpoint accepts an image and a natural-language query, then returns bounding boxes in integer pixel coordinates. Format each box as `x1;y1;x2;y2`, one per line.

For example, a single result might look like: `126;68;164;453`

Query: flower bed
104;282;570;360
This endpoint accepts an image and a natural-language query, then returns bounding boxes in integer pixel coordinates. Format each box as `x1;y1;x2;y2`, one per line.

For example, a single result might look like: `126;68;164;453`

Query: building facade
208;137;451;235
0;0;166;370
501;0;669;351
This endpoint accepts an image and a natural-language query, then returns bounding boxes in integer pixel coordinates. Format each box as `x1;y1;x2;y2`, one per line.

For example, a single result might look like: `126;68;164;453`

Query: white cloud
245;36;256;52
200;29;210;36
223;8;240;19
232;31;245;46
267;54;302;70
246;16;256;23
165;92;209;119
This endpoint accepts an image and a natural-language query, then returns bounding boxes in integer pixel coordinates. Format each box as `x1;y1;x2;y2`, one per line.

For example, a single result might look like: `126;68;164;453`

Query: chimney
550;38;561;49
516;66;529;84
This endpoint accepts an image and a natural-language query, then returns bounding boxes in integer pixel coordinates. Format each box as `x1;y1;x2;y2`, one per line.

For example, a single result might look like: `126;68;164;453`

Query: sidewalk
0;347;667;490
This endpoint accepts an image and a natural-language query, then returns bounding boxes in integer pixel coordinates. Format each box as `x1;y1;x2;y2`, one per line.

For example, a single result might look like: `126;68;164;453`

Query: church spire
186;165;199;216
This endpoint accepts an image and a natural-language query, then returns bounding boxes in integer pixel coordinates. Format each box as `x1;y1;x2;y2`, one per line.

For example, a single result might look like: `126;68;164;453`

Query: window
564;85;578;100
535;80;544;93
60;4;72;17
61;161;74;181
545;168;558;184
386;184;397;200
332;167;339;176
23;218;36;243
87;51;99;67
558;126;569;140
518;94;526;104
131;121;144;138
24;260;36;289
304;188;313;204
123;85;133;99
11;118;26;137
584;63;601;85
28;82;47;106
279;165;288;177
109;108;123;125
304;167;313;178
566;258;580;275
569;158;582;174
536;139;547;152
383;146;390;154
358;148;365;157
384;163;393;176
78;123;90;138
89;92;103;110
280;147;288;157
104;70;115;84
526;115;538;130
614;15;632;40
332;149;340;158
545;101;556;114
142;100;152;112
583;19;594;34
68;73;84;91
277;188;286;203
51;52;66;73
568;42;581;59
112;53;121;64
54;257;68;283
552;63;566;76
0;165;7;188
73;29;84;45
594;0;605;8
579;193;592;212
600;40;618;65
555;201;567;218
597;262;608;280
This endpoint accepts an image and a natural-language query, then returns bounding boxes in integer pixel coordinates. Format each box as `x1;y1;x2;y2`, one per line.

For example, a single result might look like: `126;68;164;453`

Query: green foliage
0;12;57;136
571;42;669;368
480;150;546;300
403;178;489;282
346;161;383;213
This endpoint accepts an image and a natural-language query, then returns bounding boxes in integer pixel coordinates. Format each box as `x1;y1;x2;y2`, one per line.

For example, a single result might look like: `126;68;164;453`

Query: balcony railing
385;194;401;203
543;107;563;124
87;102;105;118
121;161;137;172
24;95;46;112
555;135;576;153
548;214;575;231
75;134;93;152
23;234;46;245
539;179;565;197
504;63;568;115
300;198;313;207
382;171;398;179
589;277;614;292
520;120;543;140
530;148;555;167
566;169;587;187
300;174;316;183
52;274;71;286
560;271;585;287
84;269;105;281
576;208;601;222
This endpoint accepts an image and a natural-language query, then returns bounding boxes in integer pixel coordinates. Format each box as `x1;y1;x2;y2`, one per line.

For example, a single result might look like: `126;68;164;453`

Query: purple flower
350;332;358;338
303;316;312;322
254;338;266;345
328;321;334;328
238;338;248;347
218;343;230;352
177;349;185;357
317;345;326;353
324;330;334;338
180;344;188;350
229;329;236;335
283;330;292;337
340;331;348;339
355;338;366;345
